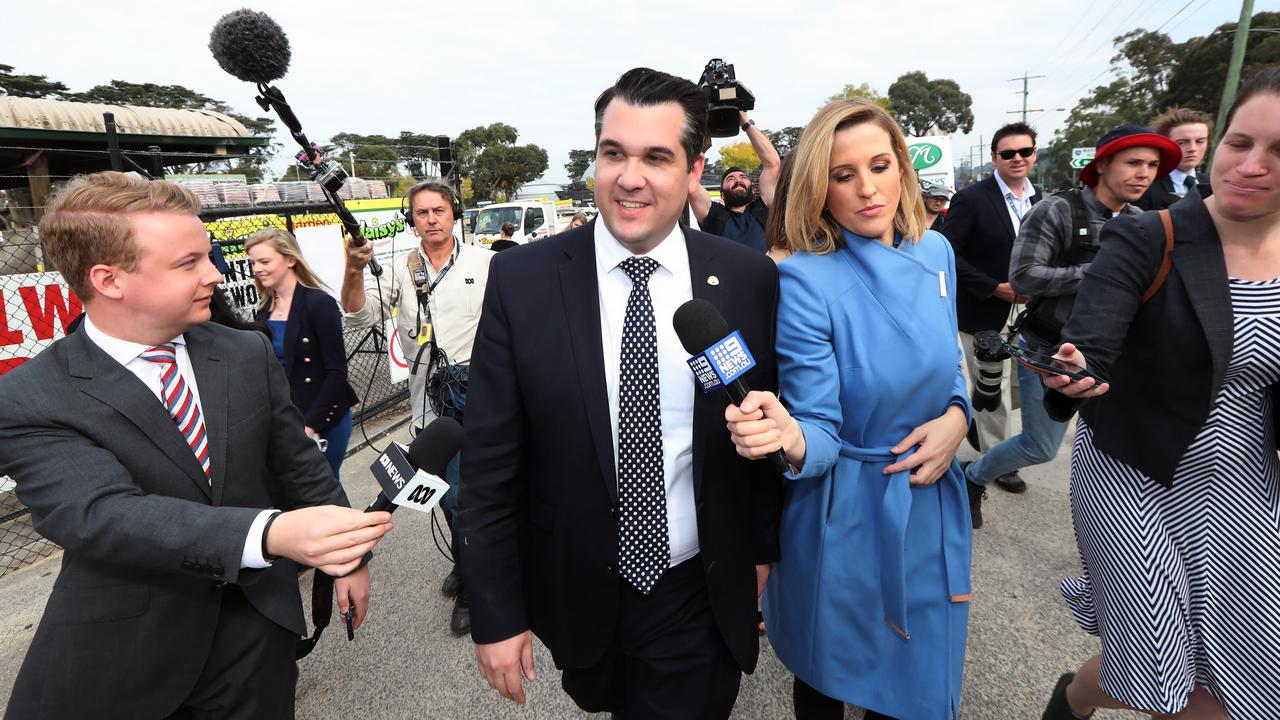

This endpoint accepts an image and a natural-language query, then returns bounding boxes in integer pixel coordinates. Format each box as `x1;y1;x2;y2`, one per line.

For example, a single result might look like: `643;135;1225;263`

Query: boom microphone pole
209;9;381;275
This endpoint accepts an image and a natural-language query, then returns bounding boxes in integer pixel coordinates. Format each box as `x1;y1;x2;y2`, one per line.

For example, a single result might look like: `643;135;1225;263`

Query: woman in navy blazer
728;99;972;720
1040;70;1280;719
247;229;359;480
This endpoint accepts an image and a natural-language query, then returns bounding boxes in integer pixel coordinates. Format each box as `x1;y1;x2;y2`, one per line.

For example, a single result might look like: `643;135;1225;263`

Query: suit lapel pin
707;275;719;286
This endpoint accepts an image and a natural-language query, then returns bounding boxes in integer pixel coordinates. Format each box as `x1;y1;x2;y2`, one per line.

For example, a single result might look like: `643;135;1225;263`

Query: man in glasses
963;125;1180;528
1137;107;1215;211
941;121;1043;525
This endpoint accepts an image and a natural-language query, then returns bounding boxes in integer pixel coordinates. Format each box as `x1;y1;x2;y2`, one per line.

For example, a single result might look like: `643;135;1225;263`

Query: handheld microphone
365;417;464;513
673;299;789;474
209;9;381;275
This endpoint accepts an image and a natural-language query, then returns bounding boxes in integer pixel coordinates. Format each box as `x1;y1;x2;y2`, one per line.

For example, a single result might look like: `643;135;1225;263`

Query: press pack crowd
2;64;1278;720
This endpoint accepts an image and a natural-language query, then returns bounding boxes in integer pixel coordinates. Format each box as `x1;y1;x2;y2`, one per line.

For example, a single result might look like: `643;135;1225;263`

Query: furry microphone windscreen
209;9;292;84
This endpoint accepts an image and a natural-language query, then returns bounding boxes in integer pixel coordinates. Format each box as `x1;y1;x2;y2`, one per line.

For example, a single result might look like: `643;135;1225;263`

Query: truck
473;199;568;248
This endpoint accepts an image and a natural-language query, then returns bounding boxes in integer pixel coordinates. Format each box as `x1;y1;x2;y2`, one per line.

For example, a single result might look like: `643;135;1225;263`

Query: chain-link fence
0;204;407;579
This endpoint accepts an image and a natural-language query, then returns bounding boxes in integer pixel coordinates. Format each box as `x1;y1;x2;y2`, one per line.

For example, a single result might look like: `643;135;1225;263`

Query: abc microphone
365;417;463;514
673;299;789;474
209;9;381;275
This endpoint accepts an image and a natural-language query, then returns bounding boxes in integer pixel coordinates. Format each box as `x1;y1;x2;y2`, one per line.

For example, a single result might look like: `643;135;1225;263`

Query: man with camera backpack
962;125;1180;528
341;179;494;636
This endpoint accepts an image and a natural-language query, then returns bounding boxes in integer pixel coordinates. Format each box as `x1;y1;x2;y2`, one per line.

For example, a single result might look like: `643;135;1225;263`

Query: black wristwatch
741;118;755;132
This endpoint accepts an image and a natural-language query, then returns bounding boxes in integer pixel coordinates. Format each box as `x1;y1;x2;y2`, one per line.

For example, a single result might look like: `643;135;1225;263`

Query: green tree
326;133;400;179
477;144;549;200
455;123;519;180
564;148;595;182
1163;11;1280;112
395;131;439;177
824;83;892;110
886;71;973;136
719;142;762;173
0;63;70;98
763;126;803;157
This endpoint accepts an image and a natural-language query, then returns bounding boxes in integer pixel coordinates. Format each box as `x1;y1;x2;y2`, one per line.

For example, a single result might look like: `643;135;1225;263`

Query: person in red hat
962;125;1180;530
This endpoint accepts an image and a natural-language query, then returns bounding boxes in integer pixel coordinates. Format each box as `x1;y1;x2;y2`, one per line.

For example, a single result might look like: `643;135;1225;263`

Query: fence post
147;146;164;179
103;112;124;172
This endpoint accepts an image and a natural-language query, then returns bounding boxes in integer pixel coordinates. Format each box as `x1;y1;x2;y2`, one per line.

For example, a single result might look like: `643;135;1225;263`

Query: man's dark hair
721;166;748;188
990;122;1038;154
594;67;708;171
1224;66;1280;131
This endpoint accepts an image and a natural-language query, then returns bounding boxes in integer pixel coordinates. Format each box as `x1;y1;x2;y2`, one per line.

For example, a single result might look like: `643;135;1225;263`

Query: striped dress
1062;277;1280;718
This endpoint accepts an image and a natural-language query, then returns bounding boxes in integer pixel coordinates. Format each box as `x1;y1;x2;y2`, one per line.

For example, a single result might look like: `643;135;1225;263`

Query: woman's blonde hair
783;99;927;254
245;228;331;310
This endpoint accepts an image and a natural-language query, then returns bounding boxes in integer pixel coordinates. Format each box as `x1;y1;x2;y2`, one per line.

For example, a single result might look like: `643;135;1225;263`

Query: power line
1036;0;1105;73
1165;0;1214;36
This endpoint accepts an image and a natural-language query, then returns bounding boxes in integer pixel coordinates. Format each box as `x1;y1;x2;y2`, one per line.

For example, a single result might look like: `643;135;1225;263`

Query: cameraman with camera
341;179;494;636
688;60;780;252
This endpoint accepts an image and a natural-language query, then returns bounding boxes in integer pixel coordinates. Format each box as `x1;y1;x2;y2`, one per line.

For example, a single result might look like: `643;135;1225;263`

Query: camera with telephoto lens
699;59;756;138
973;330;1012;362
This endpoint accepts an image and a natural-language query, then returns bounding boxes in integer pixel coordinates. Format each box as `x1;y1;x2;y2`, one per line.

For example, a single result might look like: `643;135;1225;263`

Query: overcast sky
9;0;1271;189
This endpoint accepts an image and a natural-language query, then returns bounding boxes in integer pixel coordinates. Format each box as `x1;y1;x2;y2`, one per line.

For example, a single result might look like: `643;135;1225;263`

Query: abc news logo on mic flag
368;443;450;512
687;330;756;394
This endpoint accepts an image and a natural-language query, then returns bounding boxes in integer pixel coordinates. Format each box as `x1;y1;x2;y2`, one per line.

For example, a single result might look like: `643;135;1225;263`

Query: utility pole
1008;73;1046;123
1215;0;1255;144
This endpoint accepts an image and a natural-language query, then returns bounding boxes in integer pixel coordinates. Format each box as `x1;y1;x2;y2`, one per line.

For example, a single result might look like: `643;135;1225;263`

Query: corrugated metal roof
0;96;254;138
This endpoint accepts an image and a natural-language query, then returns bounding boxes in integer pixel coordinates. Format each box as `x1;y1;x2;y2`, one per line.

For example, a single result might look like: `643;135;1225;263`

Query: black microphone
365;417;463;513
209;9;381;275
673;299;789;474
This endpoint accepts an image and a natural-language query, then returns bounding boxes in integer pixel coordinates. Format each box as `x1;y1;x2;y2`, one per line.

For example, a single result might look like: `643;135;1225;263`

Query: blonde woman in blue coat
727;98;973;719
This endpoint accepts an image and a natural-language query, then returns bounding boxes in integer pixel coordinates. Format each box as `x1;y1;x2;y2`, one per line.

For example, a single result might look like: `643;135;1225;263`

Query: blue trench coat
764;229;973;719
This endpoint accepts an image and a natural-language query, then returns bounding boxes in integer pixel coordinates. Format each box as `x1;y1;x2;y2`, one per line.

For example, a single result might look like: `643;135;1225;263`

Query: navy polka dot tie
617;256;668;594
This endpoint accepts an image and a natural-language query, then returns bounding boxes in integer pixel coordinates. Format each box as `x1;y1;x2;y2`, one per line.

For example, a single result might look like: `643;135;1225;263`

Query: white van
473;200;564;247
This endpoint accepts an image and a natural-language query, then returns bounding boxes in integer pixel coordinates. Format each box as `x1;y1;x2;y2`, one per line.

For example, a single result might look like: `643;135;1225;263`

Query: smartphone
1008;343;1107;385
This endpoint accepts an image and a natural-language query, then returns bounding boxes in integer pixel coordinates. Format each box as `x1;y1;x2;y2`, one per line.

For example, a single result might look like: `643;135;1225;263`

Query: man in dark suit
1137;106;1215;211
941;122;1042;498
0;172;392;719
462;68;782;718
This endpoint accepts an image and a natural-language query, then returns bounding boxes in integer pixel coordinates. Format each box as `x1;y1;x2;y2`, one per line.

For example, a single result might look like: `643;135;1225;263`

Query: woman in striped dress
1040;69;1280;719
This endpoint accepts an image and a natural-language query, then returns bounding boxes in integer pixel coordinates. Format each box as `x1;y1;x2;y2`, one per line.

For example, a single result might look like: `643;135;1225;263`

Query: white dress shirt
994;172;1036;234
1169;168;1198;197
82;315;275;569
594;222;699;567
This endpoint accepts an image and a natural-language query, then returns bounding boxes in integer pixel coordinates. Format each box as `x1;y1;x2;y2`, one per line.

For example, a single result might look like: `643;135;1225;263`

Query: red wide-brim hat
1079;132;1182;187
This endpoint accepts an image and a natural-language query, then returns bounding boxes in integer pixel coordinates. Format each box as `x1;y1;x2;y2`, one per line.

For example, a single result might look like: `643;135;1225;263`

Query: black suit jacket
0;322;347;719
1135;171;1213;211
257;284;360;432
459;222;782;673
1047;191;1280;487
939;175;1042;333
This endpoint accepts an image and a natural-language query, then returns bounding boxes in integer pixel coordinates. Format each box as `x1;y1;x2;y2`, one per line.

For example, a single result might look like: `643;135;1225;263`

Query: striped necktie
141;343;211;479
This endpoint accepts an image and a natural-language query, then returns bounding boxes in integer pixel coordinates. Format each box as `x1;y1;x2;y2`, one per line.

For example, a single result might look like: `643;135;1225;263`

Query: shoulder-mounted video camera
699;59;755;138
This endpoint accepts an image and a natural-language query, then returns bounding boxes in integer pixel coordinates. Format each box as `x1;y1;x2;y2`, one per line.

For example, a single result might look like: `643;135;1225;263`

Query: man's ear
88;264;125;300
688;153;707;194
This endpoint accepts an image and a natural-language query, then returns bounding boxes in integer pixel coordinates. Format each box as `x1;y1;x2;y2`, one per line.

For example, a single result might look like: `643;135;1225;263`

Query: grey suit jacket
0;321;347;719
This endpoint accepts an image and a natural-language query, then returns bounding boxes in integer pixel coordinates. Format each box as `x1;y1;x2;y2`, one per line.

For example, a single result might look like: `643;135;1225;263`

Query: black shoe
1042;673;1092;720
961;462;986;530
441;569;462;599
994;470;1028;494
450;591;471;636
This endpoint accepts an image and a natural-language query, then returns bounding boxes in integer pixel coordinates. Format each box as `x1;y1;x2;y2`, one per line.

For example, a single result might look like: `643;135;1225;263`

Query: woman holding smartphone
247;228;359;480
727;98;971;720
1041;69;1280;719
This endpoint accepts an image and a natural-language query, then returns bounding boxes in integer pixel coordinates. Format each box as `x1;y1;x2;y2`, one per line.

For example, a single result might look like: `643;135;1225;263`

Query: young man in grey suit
0;172;393;719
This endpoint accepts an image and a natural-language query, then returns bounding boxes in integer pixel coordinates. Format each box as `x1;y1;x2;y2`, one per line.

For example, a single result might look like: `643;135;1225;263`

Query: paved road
0;411;1144;719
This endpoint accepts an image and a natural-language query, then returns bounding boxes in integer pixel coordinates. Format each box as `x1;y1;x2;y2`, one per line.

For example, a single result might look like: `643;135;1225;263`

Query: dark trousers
561;556;741;719
167;586;297;719
793;677;897;720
